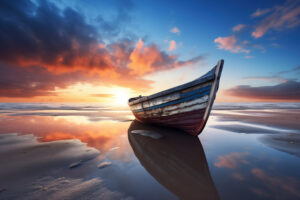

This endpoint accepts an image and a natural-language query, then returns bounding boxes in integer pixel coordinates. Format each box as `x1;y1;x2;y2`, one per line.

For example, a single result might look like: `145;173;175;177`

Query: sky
0;0;299;104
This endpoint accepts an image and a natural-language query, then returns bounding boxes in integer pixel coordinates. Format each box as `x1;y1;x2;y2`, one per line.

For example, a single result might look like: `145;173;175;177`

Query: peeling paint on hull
128;60;224;136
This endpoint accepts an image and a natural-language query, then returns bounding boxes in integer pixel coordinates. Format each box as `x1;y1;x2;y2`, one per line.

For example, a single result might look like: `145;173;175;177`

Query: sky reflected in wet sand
0;103;299;200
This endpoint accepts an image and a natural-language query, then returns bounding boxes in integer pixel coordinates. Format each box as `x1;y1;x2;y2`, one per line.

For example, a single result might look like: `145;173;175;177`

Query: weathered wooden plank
161;102;207;116
134;99;208;118
130;82;212;111
133;89;210;113
134;95;208;115
128;68;215;106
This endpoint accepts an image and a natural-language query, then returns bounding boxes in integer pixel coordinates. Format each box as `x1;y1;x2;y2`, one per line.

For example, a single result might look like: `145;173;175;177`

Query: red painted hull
133;109;206;136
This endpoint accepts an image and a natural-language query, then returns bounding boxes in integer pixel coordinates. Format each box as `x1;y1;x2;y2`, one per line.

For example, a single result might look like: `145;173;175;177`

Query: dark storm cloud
226;80;300;100
0;0;103;69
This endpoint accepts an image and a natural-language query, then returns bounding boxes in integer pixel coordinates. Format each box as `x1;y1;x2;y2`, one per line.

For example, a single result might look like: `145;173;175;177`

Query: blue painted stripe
134;89;210;113
133;85;211;113
180;85;211;98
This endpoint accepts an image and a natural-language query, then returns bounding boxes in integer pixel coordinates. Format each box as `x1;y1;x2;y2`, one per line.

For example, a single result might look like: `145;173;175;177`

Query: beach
0;103;299;200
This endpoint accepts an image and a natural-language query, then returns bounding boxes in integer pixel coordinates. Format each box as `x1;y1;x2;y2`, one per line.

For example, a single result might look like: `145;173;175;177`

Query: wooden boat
128;59;224;136
128;120;219;200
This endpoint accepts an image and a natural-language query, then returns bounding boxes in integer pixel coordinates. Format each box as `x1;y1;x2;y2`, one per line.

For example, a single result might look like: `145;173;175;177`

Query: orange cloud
232;24;246;32
252;1;300;38
168;40;177;51
129;39;164;75
170;27;180;34
129;39;202;76
214;35;250;53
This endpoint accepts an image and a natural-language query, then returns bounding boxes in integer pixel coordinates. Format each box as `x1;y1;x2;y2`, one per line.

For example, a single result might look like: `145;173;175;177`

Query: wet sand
0;103;299;200
212;109;300;130
0;134;132;200
260;133;300;157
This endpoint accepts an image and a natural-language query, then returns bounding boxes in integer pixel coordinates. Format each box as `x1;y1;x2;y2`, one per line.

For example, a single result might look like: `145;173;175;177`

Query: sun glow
6;82;138;105
112;87;132;106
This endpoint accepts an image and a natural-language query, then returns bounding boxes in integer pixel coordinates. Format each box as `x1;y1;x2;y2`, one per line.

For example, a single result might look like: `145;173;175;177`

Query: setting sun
112;87;132;106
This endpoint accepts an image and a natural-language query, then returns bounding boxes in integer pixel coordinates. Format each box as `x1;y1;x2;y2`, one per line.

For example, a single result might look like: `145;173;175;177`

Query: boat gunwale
128;67;216;106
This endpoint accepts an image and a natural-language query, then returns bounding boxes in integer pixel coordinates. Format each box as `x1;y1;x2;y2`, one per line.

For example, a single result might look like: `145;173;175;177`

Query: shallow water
0;103;299;200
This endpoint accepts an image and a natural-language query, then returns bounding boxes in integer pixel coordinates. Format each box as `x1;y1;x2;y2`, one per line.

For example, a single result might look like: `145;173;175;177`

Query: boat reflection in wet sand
128;120;219;200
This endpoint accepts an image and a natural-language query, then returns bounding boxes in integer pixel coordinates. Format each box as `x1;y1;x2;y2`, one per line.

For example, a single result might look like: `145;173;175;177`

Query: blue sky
53;0;300;85
0;0;299;102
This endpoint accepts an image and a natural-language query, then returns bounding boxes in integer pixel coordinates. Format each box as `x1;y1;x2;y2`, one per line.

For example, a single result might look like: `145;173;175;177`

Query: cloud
251;8;272;18
168;40;177;51
243;76;288;83
277;66;300;75
0;62;153;98
214;35;250;53
252;1;300;38
175;55;206;67
214;152;249;169
0;0;204;98
0;0;105;72
0;63;86;97
129;39;204;75
90;94;114;98
232;24;246;32
226;80;300;101
170;27;180;34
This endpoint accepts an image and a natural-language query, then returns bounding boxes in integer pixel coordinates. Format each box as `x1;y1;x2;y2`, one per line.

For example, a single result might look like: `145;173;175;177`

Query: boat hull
128;60;224;136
